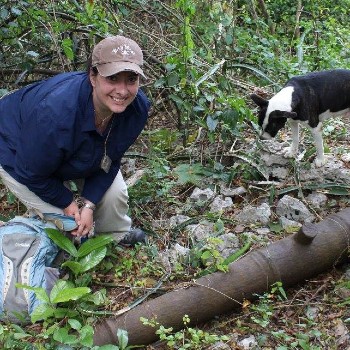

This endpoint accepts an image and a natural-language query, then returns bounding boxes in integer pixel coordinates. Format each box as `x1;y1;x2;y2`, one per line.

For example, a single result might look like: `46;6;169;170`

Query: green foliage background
1;0;350;146
1;1;350;348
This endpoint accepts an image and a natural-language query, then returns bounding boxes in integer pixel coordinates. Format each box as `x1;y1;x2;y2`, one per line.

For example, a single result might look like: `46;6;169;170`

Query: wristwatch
83;202;96;211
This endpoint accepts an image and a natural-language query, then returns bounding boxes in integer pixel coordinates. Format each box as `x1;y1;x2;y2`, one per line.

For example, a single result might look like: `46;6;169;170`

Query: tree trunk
93;208;350;347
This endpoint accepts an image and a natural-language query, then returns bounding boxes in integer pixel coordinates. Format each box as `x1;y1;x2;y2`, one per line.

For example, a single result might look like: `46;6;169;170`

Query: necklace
100;117;115;173
95;110;113;128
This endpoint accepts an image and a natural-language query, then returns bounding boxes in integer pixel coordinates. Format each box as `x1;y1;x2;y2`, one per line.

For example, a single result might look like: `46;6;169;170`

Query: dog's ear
284;111;298;119
273;110;298;120
250;94;268;107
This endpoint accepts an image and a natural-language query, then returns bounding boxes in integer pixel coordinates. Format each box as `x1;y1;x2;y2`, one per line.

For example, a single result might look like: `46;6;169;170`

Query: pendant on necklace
100;155;112;173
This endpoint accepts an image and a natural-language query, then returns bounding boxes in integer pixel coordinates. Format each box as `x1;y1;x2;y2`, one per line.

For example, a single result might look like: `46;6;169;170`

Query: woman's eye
128;75;138;83
107;75;118;81
105;74;138;83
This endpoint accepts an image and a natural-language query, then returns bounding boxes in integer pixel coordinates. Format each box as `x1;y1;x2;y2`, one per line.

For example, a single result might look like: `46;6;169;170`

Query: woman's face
90;70;140;115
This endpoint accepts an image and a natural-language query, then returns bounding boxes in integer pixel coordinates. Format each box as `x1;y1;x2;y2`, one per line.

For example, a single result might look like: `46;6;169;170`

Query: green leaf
78;246;107;272
195;59;225;88
51;286;90;304
117;328;129;349
46;228;78;257
6;191;16;204
16;284;50;303
89;289;107;305
173;163;205;185
0;8;9;20
77;234;113;258
0;89;9;98
50;280;74;301
169;93;184;105
206;115;218;132
31;303;55;323
79;325;94;347
62;261;83;275
62;38;74;60
167;72;180;87
201;250;212;261
68;319;81;331
85;0;94;17
53;327;78;345
54;307;78;319
268;222;283;234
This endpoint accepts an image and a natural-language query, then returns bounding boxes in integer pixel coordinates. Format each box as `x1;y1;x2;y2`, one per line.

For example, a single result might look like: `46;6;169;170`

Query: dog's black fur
251;69;350;167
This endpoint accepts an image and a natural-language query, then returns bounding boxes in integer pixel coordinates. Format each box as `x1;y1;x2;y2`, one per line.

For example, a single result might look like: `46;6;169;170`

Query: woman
0;35;150;244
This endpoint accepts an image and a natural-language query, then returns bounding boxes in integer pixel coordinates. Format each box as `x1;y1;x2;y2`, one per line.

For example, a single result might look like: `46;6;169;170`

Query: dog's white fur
262;86;294;137
252;70;350;168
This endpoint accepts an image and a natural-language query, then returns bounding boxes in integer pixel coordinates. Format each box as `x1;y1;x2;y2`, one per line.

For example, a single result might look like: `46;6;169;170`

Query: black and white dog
250;69;350;167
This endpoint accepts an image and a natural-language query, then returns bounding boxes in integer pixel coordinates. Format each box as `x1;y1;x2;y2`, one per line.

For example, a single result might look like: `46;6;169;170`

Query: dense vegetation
1;0;350;349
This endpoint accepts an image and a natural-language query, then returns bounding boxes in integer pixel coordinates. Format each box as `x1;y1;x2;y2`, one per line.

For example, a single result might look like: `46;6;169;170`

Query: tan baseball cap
92;35;145;78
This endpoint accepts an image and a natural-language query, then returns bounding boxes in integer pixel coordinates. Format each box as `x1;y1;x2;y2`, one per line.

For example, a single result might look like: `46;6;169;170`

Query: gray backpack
0;214;76;323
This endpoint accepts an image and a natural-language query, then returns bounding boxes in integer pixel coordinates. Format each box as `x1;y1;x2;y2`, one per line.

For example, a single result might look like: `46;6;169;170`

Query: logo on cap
112;44;136;58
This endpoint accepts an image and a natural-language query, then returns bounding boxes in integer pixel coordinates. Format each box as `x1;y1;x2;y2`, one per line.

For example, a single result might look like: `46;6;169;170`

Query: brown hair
86;55;98;75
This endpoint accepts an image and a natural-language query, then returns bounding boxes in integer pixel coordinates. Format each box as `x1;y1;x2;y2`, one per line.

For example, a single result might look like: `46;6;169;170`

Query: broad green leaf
201;251;212;261
68;319;81;330
54;307;78;319
89;289;107;305
117;328;129;349
167;72;179;87
79;325;94;347
53;327;78;345
12;332;31;340
77;234;113;258
46;228;78;257
50;280;75;302
268;222;283;234
31;303;55;323
51;287;90;304
62;261;83;275
9;324;26;333
78;246;107;272
173;163;205;185
16;284;50;303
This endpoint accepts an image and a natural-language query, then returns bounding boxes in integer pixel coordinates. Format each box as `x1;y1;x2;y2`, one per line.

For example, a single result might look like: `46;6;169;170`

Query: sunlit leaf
51;287;90;304
46;228;78;257
77;234;113;258
78;246;107;272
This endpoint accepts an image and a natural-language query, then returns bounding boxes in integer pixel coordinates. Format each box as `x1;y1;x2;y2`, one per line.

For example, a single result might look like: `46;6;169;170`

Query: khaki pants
0;166;131;240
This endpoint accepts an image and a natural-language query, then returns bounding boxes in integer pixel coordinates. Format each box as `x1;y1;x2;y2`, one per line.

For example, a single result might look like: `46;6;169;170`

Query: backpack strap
41;213;78;232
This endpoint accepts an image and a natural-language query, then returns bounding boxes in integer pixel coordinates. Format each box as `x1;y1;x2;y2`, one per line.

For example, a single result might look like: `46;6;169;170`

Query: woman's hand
74;206;94;237
63;200;94;237
63;200;80;219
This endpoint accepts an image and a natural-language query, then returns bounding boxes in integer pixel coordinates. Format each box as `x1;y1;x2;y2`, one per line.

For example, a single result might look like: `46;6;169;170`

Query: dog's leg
283;119;299;158
310;123;325;167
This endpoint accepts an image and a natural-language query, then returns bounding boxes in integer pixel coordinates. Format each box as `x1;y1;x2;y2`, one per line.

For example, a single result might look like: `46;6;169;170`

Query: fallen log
93;207;350;346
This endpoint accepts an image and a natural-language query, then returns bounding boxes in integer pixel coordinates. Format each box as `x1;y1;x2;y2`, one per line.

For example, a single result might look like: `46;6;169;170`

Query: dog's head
250;93;297;139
